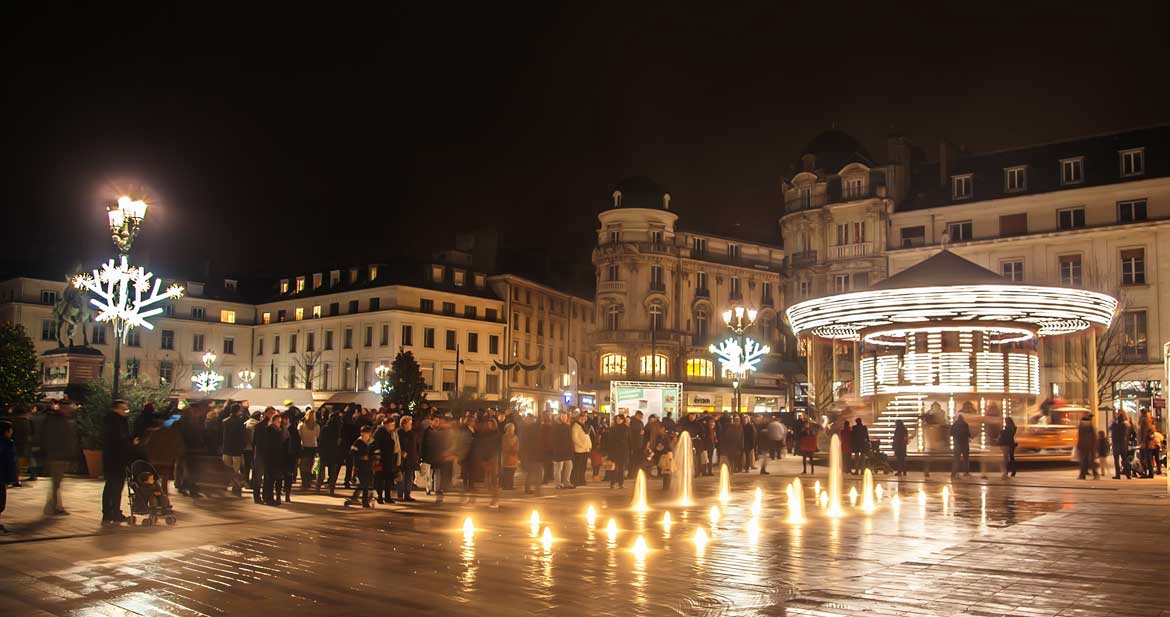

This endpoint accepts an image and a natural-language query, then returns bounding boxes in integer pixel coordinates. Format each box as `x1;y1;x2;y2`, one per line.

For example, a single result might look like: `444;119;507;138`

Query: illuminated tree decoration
709;336;770;376
72;256;184;342
192;370;224;393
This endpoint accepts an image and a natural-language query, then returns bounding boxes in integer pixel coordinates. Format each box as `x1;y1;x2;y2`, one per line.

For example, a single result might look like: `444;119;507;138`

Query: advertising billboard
610;380;683;418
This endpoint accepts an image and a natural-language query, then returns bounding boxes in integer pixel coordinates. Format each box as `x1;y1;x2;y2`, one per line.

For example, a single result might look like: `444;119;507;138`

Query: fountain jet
672;430;696;506
631;469;650;512
786;478;806;524
718;463;731;503
826;434;845;517
861;469;876;514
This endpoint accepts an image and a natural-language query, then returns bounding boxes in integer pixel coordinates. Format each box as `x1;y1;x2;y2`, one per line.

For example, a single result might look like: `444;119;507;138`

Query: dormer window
312;273;323;289
474;273;486;288
728;244;741;259
843;177;864;199
951;174;972;199
279;279;290;294
1120;148;1145;177
295;276;306;293
431;265;444;283
1005;166;1027;192
453;270;466;287
348;268;358;283
368;265;378;280
1060;157;1084;185
329;270;340;287
223;279;238;292
799;187;812;208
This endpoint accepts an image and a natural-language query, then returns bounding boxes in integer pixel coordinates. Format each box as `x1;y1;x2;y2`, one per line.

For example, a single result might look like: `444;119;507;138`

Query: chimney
939;140;960;188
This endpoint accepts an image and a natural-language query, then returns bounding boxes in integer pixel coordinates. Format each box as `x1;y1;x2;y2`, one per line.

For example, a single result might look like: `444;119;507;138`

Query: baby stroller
126;460;177;527
864;445;895;474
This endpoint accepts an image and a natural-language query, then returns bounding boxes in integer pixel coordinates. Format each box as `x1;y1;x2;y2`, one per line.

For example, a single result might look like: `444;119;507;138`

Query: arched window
686;358;713;380
695;307;708;340
606;304;621;330
639;354;668;377
601;353;627;376
648;303;664;330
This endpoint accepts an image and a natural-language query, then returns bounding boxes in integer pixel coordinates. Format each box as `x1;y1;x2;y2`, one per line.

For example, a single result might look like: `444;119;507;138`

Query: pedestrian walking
344;426;374;507
998;417;1017;478
221;406;248;495
950;415;971;478
798;419;818;474
501;422;520;490
0;420;16;533
571;413;591;487
298;411;320;490
851;418;869;475
472;418;502;507
1076;413;1098;480
606;415;631;488
397;415;420;502
40;401;78;515
892;419;909;476
1110;411;1132;479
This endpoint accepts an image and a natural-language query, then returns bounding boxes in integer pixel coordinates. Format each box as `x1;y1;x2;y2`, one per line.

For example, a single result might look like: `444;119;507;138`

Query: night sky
4;2;1168;295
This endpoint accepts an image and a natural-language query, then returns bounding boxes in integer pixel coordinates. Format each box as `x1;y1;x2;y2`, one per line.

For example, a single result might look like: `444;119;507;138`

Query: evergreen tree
0;323;41;408
387;350;427;413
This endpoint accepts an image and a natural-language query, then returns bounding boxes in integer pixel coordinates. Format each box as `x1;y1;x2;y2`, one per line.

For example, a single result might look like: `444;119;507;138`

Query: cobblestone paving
1;464;1167;617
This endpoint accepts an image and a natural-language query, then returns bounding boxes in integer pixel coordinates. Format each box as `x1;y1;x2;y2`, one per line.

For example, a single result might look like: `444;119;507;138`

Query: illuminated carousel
786;251;1118;454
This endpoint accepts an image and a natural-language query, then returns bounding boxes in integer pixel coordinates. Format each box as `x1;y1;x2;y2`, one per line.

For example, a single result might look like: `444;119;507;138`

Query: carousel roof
786;251;1117;341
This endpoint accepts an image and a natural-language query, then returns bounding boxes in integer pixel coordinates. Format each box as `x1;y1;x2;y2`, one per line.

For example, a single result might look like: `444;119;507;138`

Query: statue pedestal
40;346;105;401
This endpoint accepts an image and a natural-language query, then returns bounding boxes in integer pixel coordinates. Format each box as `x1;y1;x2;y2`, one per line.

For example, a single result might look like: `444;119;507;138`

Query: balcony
828;242;873;260
649;280;665;293
593;329;686;345
790;251;817;267
597;280;627;294
695;287;710;298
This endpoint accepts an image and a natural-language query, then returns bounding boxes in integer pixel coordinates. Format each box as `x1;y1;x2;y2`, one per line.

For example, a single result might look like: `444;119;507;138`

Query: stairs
871;394;926;453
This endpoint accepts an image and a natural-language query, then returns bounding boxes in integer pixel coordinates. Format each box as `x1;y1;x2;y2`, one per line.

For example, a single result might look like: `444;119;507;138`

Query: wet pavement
1;459;1168;617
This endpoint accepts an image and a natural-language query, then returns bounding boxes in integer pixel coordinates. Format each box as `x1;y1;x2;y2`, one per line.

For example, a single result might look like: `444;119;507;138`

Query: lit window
686;358;714;379
295;307;304;321
601;353;626;376
280;279;289;294
312;273;322;289
220;309;236;324
312;305;321;318
295;276;306;293
639;354;668;377
1060;157;1084;185
951;174;972;199
1120;148;1144;177
262;312;271;325
1005;166;1027;192
431;265;444;283
1121;310;1148;360
368;265;378;280
453;270;466;286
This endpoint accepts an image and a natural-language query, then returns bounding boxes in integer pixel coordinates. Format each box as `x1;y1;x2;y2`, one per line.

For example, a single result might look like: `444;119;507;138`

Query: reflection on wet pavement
3;474;1168;617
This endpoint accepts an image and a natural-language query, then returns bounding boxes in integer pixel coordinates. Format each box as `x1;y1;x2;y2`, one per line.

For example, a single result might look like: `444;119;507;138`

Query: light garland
72;256;184;342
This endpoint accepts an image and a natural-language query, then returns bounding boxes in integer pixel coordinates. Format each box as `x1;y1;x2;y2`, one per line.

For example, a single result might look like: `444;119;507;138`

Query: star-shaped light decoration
72;256;184;342
709;336;770;377
193;370;224;393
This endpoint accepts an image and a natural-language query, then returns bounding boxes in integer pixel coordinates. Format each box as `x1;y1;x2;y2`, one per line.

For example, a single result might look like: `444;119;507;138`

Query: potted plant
78;377;175;477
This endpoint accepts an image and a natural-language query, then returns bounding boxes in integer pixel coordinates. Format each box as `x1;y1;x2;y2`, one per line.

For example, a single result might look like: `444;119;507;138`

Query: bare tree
1068;261;1145;404
292;350;324;390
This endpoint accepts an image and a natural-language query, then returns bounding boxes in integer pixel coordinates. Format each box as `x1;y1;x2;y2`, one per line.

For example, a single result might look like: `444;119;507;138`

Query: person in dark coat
101;400;135;523
518;417;544;495
221;407;248;495
742;416;757;471
344;425;375;508
719;418;744;473
260;415;287;505
1076;413;1098;480
627;412;644;479
1110;411;1133;479
41;401;78;515
551;414;574;489
203;409;223;458
698;417;717;476
471;418;502;506
249;408;275;503
282;411;302;502
950;415;971;478
372;417;398;504
606;415;631;488
0;420;17;533
396;415;420;502
850;418;870;475
9;406;32;486
997;417;1018;478
319;412;343;494
892;419;909;476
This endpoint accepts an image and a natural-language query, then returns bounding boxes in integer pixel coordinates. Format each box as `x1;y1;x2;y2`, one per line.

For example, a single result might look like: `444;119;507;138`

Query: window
761;281;773;305
526;290;531;304
192;333;204;352
312;273;323;289
223;336;235;355
126;329;141;348
537;319;544;336
729;277;741;299
445;329;456;351
1061;157;1084;185
1121;310;1148;361
40;319;53;341
163;304;174;317
606;304;621;330
844;177;863;199
945;221;972;242
424;328;435;348
161;330;175;350
295;276;306;293
192;306;205;320
999;213;1027;237
289;333;298;353
695;271;708;294
798;280;811;298
220;309;236;324
1005;166;1027;192
651;230;664;244
348;300;359;314
799;187;812;208
324;330;334;350
606;263;619;282
442;368;456;392
368;265;378;281
728;244;741;259
40;290;57;305
295;307;304;321
369;297;380;311
343;327;353;349
92;324;107;345
833;274;850;294
126;359;139;380
607;228;620;244
454;270;466;287
601;353;627;376
431;266;444;283
401;325;413;347
257;337;264;355
1057;207;1086;230
511;312;520;330
639;354;668;377
312;305;322;319
524;315;530;333
650;265;664;291
1121;248;1146;285
835;223;850;246
1118;199;1147;223
486;373;500;394
442;302;455;316
901;226;925;248
693;237;707;256
467;332;479;353
464;369;479;392
329;302;339;316
159;361;173;385
273;335;281;354
420;299;434;313
1059;254;1083;286
464;305;477;319
1001;260;1024;282
279;279;289;294
364;326;373;347
951;174;972;199
489;335;499;355
686;358;714;380
330;270;340;287
380;324;389;346
648;304;664;330
1120;148;1145;176
485;308;498;321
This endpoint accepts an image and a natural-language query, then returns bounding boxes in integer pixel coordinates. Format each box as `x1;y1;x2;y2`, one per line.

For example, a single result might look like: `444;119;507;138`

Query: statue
52;272;92;348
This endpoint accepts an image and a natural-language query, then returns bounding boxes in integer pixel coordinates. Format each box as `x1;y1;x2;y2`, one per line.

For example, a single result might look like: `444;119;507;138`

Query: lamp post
74;195;182;400
238;368;257;389
371;363;392;400
712;305;764;413
192;350;224;393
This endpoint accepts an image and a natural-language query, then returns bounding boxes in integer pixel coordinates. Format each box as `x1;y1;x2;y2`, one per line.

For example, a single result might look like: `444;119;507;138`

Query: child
658;434;675;492
0;421;16;534
1096;430;1110;478
137;471;166;511
345;426;374;508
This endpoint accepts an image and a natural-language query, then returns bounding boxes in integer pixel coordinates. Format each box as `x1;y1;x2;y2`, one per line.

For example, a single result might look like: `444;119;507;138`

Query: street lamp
710;304;768;413
193;349;223;393
108;195;149;255
370;363;392;398
238;368;256;389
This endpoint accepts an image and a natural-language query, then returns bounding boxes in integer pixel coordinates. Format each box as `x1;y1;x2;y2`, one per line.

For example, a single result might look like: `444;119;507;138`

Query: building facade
591;177;790;415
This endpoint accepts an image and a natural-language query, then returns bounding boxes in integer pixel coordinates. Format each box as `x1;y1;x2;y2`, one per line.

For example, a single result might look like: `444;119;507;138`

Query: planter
83;449;103;479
